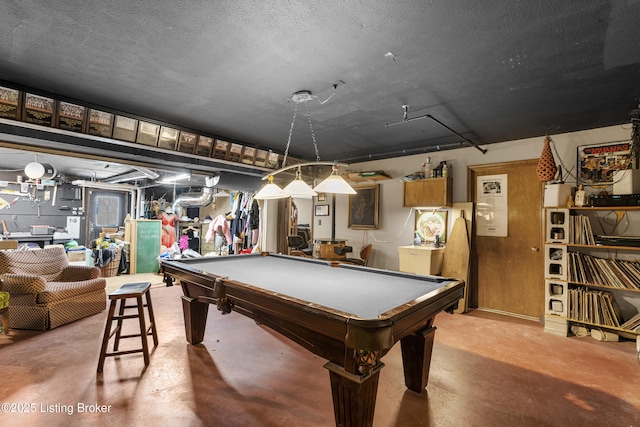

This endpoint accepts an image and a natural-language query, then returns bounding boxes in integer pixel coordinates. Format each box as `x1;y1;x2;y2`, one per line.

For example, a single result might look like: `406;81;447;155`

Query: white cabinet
398;246;445;275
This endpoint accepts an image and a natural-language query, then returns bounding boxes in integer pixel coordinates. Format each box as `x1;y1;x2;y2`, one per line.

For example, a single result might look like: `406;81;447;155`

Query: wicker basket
99;248;122;277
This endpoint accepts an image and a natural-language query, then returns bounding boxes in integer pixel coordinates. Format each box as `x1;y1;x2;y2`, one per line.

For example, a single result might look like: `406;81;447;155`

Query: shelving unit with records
544;206;640;338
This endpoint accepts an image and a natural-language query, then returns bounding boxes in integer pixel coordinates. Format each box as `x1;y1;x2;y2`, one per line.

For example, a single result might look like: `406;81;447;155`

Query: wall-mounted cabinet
403;177;452;207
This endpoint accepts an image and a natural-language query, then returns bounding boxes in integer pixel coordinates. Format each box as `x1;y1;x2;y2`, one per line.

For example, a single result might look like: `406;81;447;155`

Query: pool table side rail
162;260;356;361
162;257;463;327
163;258;464;355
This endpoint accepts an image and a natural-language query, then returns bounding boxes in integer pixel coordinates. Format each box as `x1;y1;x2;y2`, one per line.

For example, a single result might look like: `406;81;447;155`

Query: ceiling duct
172;186;214;218
41;163;57;180
214;172;262;192
105;166;159;184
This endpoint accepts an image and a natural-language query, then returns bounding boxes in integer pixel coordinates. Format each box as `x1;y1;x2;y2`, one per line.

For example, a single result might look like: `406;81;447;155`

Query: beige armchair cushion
0;246;106;330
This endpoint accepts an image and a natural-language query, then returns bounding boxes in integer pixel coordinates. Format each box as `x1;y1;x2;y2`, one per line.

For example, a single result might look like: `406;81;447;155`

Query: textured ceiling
0;0;639;178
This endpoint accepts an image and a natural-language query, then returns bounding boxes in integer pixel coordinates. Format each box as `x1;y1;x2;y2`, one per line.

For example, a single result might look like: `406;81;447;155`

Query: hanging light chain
304;101;321;161
281;104;299;167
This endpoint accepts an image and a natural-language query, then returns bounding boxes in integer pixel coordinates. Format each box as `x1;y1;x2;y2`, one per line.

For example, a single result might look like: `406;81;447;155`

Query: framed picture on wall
348;184;379;230
315;204;329;216
415;210;448;243
577;141;636;187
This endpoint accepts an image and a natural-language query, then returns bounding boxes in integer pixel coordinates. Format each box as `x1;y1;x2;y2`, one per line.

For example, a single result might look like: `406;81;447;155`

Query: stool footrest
105;349;145;357
118;333;144;340
112;313;140;320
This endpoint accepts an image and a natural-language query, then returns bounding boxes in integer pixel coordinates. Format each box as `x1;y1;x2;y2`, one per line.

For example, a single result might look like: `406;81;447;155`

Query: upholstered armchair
0;246;106;330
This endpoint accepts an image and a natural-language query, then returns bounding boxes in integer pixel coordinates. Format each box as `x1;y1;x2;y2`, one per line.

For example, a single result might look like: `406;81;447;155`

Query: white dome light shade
313;165;356;194
254;175;287;200
278;167;318;198
24;161;45;179
313;174;356;194
281;177;317;198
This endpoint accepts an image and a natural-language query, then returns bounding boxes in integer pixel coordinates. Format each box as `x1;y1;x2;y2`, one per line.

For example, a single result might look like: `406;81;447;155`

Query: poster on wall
476;174;508;237
577;141;636;187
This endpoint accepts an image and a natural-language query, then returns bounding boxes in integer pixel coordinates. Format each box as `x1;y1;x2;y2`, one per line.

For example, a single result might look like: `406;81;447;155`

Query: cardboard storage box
67;250;88;264
543;184;572;207
613;169;640;195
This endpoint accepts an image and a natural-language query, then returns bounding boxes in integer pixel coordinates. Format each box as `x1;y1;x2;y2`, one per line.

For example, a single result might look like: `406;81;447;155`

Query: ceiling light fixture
24;155;45;180
254;89;356;200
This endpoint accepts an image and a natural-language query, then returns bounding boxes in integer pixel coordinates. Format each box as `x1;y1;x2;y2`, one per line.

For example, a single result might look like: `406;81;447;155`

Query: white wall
321;124;633;270
292;197;313;228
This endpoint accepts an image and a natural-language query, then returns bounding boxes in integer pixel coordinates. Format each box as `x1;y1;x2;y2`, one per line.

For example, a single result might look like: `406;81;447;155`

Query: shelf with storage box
345;171;391;182
544;206;640;338
403;177;452;207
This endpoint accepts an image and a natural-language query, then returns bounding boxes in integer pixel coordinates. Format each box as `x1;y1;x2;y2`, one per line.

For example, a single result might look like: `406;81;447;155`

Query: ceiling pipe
172;186;214;218
105;166;159;183
71;179;136;191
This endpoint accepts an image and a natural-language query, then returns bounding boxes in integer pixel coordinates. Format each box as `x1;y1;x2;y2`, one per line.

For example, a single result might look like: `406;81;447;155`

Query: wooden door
468;159;544;319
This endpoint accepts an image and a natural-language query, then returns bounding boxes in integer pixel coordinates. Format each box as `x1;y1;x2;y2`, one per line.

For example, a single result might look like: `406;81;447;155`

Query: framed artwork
87;109;114;138
577;141;636;187
0;86;21;120
315;204;329;216
57;101;86;133
23;93;54;127
415;210;448;243
348;184;379;230
317;193;326;202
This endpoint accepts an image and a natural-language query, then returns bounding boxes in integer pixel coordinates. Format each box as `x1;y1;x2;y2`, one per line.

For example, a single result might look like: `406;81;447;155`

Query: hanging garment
206;215;232;244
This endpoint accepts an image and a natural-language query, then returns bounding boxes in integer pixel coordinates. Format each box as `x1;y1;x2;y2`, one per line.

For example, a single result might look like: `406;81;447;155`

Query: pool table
161;252;464;427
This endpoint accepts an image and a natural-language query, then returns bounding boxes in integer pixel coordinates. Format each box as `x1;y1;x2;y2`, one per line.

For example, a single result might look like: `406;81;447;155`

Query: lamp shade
281;178;317;198
254;175;287;200
254;182;287;199
313;165;356;194
24;161;45;179
314;174;356;194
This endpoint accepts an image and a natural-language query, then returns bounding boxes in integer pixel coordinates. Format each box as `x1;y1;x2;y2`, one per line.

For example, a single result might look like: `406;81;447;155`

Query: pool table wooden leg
324;361;383;427
181;295;208;345
400;325;437;393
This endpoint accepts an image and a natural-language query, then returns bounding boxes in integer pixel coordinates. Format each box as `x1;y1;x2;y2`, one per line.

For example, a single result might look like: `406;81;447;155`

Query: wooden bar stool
97;282;159;373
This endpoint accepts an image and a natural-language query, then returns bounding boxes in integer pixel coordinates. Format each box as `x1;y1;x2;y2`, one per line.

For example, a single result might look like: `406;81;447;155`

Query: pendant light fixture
313;164;356;194
24;155;45;180
254;175;285;199
255;89;356;199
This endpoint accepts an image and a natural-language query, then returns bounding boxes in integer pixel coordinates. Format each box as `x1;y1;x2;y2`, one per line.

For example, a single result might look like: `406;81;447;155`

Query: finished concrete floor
1;283;639;426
